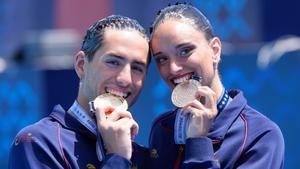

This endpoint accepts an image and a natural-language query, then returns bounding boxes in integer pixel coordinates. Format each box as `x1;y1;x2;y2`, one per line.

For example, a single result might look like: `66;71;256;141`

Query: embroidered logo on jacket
150;148;159;159
14;132;36;146
86;163;96;169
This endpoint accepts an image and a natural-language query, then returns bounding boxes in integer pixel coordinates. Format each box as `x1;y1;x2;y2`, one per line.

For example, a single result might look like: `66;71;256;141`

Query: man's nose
116;64;132;87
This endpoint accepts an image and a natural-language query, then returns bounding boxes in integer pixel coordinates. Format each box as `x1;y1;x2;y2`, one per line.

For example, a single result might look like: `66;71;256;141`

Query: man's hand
94;106;139;160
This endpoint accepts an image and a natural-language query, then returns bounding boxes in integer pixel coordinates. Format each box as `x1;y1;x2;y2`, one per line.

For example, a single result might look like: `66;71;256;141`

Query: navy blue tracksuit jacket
9;90;284;168
148;90;284;169
9;105;148;169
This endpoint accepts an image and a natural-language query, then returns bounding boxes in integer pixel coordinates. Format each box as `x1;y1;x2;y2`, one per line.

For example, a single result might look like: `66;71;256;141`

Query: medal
172;75;202;144
171;79;201;107
87;94;128;161
89;93;128;116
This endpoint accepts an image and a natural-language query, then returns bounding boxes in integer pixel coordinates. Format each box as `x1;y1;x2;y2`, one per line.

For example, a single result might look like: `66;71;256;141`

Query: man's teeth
173;75;190;84
106;89;128;98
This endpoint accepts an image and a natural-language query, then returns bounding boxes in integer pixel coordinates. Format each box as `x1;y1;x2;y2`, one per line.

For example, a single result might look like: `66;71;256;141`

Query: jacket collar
49;104;96;139
208;90;247;140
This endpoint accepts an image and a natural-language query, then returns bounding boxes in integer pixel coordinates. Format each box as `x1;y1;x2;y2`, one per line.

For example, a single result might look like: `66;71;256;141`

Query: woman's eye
155;57;167;64
178;48;191;58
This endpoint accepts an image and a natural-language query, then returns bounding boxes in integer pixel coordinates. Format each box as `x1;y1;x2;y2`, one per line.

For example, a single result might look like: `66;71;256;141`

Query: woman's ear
209;37;222;69
74;51;86;80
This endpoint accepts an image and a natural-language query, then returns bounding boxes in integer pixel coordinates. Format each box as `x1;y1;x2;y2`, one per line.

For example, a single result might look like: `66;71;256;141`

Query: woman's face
150;19;221;89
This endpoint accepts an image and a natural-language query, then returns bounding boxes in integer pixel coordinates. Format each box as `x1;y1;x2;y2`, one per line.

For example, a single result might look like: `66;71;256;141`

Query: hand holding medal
172;74;202;144
171;75;202;108
89;93;128;117
89;93;137;160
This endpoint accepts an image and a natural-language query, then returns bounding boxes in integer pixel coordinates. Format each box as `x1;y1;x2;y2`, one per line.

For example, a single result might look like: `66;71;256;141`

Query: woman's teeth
173;75;191;84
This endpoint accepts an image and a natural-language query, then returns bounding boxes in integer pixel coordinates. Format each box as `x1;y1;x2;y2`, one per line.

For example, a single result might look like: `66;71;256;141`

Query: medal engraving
89;93;128;116
171;79;201;107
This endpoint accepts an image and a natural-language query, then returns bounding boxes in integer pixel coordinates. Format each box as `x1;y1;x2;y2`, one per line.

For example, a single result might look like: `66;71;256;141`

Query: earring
213;62;218;70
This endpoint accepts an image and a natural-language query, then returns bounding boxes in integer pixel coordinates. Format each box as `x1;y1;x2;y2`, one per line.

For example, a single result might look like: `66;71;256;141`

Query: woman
148;3;284;169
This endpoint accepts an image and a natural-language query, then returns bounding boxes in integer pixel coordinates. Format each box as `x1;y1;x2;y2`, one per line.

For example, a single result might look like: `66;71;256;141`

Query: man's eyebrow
106;53;125;60
107;53;147;67
132;60;147;67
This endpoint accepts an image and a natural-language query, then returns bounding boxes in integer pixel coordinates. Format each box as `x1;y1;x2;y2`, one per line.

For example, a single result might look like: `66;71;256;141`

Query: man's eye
132;65;144;73
106;60;120;66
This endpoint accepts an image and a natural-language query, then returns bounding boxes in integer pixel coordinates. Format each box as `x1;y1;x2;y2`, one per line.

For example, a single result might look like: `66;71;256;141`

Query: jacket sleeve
9;132;133;169
234;126;284;169
98;143;151;169
100;154;132;169
9;134;67;169
182;137;220;169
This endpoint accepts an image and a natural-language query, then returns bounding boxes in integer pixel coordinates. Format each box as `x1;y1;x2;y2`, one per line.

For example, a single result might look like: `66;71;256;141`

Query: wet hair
150;3;215;41
81;15;151;64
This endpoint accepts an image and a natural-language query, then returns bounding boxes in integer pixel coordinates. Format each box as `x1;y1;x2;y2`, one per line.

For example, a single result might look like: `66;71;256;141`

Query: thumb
130;120;139;140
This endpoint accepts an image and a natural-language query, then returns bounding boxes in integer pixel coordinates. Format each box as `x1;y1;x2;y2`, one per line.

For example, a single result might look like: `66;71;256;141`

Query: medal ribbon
217;89;231;113
174;88;231;144
69;101;105;161
174;109;190;144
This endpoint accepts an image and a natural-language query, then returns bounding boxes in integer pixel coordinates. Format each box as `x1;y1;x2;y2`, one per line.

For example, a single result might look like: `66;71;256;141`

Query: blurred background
0;0;299;168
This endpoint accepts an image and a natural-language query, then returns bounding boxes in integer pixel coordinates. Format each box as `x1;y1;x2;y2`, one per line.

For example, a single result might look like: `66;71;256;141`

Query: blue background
1;0;300;168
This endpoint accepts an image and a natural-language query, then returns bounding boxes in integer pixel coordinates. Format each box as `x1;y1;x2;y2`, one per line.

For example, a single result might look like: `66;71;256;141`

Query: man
9;15;150;169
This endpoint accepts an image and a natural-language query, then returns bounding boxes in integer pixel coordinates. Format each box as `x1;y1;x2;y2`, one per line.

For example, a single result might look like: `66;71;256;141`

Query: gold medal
91;93;128;116
171;79;201;107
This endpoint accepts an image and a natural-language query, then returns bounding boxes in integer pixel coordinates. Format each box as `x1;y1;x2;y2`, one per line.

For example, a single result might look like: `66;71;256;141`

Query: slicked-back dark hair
81;15;151;64
150;3;215;41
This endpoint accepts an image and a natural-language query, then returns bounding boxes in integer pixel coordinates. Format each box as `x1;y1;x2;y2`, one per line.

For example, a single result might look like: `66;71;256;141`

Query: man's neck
76;97;94;118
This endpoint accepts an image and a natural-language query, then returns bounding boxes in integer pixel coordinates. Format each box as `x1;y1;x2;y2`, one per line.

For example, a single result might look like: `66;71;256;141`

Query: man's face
150;19;221;89
78;29;149;107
